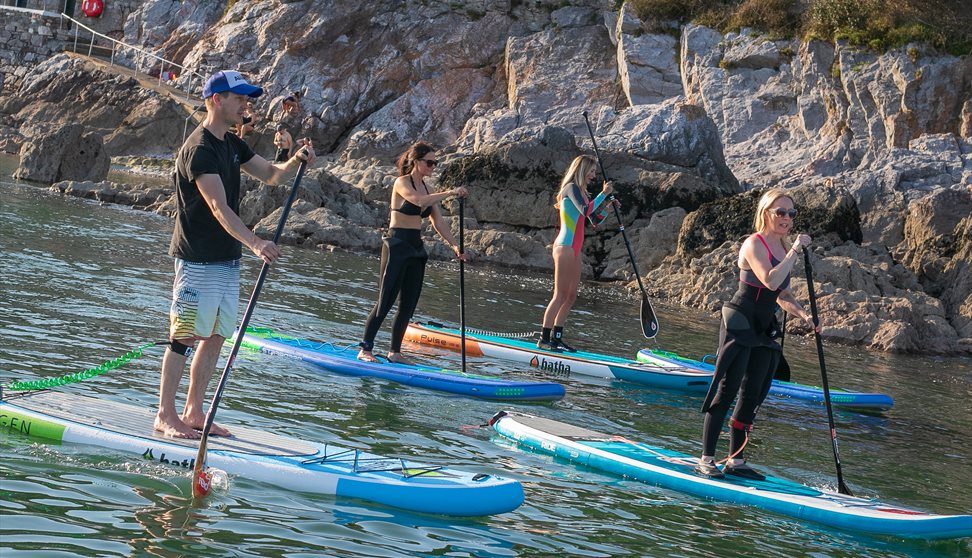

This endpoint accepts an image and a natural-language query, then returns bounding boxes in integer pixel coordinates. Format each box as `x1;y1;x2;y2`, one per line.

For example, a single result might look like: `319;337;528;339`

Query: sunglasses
769;207;798;218
420;158;438;168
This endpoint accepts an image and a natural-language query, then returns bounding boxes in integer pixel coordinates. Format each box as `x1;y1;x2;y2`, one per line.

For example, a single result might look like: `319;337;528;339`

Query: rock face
15;124;110;183
2;1;970;354
615;4;682;107
50;178;173;213
1;54;189;158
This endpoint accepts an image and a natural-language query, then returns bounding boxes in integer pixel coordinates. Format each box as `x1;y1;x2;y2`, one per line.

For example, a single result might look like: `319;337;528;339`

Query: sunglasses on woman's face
421;158;438;168
769;207;798;218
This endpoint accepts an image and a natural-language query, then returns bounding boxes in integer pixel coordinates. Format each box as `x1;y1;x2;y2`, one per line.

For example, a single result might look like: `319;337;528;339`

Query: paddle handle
803;247;852;496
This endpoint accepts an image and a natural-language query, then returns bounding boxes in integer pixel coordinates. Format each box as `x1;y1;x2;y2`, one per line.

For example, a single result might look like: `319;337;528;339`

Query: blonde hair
557;155;597;205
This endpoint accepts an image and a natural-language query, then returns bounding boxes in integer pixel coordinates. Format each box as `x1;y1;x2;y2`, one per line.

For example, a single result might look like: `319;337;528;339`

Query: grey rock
15;124;110;183
550;6;597;28
601;206;686;281
505;25;618;134
617;32;682;106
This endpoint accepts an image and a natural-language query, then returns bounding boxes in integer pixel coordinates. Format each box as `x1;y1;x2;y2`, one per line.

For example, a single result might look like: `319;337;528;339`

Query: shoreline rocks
3;2;970;355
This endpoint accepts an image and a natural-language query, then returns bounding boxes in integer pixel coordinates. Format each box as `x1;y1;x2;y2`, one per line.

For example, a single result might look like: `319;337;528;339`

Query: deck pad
6;390;317;455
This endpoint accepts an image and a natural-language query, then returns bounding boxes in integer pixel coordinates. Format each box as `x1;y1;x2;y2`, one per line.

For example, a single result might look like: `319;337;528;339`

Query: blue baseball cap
203;70;264;99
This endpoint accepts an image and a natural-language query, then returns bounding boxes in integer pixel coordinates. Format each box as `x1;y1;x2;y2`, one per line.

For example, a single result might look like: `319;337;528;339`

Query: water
1;160;970;556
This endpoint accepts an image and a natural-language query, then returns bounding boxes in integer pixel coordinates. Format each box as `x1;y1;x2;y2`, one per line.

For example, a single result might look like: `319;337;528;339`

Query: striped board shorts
169;259;241;340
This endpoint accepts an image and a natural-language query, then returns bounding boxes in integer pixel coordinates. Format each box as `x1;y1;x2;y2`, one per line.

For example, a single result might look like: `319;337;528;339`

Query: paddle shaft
803;247;852;496
581;111;658;338
458;198;467;373
192;160;307;495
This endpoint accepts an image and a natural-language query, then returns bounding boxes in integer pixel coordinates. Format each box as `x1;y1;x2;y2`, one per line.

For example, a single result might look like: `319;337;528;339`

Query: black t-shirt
169;125;256;262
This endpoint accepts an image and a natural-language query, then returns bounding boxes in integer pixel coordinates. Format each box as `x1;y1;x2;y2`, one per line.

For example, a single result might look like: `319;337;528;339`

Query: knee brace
730;418;753;432
168;339;194;358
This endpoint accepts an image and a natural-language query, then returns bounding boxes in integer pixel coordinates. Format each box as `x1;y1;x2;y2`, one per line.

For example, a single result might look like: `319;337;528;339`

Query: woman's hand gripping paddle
581;111;659;339
191;160;308;499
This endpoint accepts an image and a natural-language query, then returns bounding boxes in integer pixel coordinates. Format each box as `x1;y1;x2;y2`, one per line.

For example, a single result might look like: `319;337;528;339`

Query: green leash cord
3;342;167;391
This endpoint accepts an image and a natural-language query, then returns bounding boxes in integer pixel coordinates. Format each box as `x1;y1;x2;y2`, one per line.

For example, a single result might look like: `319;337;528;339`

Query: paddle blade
191;435;211;499
640;295;659;339
191;465;211;499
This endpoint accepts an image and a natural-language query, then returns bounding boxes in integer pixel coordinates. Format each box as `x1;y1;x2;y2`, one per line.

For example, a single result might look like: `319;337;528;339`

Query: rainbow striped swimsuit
553;184;610;257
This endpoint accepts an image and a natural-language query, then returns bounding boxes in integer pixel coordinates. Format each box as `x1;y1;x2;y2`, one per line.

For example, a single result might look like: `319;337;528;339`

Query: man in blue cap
155;70;316;439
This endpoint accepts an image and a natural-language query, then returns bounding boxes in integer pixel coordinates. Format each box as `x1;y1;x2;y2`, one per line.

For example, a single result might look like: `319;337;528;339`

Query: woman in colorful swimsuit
357;141;467;364
695;189;820;480
537;155;615;352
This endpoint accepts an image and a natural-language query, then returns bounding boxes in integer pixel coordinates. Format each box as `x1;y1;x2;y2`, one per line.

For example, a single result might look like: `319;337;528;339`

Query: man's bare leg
154;343;200;439
181;335;231;437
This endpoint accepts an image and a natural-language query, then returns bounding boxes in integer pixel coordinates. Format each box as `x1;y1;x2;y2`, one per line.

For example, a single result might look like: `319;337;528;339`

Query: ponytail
396;141;435;176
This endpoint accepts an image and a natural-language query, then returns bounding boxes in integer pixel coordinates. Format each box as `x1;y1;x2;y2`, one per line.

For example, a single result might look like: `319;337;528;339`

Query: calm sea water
1;158;970;557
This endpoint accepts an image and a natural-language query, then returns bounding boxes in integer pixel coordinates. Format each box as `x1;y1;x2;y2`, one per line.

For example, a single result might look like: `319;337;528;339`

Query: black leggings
701;341;779;457
361;228;428;353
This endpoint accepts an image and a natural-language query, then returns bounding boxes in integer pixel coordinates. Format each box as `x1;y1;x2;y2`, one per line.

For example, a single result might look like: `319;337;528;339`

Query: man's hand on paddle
250;237;281;264
294;138;316;166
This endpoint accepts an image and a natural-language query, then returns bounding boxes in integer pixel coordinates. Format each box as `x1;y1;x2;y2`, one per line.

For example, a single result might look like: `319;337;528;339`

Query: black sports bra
392;175;433;218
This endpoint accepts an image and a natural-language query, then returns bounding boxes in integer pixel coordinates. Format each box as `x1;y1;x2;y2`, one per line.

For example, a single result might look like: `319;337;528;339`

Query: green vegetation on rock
627;0;971;55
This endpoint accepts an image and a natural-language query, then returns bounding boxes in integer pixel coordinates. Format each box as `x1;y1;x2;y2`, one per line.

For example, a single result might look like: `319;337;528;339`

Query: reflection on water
1;170;970;556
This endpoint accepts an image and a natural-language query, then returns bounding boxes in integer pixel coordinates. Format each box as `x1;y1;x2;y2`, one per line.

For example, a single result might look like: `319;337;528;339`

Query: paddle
802;247;853;496
458;198;467;373
581;110;659;339
775;311;792;382
191;159;307;499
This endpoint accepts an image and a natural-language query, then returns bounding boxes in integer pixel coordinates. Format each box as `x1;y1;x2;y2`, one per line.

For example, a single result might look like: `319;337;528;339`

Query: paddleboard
404;322;712;389
239;327;565;401
489;410;970;539
404;322;892;410
637;348;893;411
0;390;524;516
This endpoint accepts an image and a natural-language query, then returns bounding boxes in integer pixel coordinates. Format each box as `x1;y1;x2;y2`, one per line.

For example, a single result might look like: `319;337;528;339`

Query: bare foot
357;349;380;363
182;414;231;437
154;414;201;439
386;352;415;365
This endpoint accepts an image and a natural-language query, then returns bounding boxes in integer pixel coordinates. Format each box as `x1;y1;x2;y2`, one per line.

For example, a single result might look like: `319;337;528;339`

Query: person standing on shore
357;141;467;365
695;189;819;480
273;124;293;162
154;70;316;439
537;155;615;352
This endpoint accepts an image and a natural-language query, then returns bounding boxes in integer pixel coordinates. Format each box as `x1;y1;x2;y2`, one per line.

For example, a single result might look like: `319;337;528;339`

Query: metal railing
58;12;208;103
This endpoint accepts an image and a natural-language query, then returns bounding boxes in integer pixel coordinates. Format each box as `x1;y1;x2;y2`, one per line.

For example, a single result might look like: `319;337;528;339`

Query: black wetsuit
360;176;433;353
701;234;789;458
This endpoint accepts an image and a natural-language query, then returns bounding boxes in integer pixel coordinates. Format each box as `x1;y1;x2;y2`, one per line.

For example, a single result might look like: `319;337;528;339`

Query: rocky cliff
2;0;970;354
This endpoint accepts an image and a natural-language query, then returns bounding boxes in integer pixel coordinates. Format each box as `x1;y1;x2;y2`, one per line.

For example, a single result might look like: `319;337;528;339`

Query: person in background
238;101;258;141
695;189;819;480
537;155;615;352
273;123;293;162
357;141;467;365
284;91;303;115
154;70;316;439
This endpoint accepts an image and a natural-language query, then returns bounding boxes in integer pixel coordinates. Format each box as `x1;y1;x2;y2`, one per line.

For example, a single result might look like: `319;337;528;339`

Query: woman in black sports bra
358;141;468;364
695;189;820;481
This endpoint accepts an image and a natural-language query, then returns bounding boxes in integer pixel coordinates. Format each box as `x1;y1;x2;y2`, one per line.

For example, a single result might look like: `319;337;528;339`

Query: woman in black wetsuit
357;141;468;364
695;189;820;480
